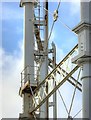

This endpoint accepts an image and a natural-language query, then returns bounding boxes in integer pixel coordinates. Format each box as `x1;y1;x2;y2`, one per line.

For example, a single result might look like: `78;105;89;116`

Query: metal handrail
20;65;39;88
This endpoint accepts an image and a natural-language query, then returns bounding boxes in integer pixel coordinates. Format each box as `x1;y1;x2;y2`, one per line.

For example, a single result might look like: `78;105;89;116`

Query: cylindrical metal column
19;0;36;118
72;1;91;119
81;60;91;118
81;2;91;24
24;2;35;116
80;2;91;118
24;2;34;84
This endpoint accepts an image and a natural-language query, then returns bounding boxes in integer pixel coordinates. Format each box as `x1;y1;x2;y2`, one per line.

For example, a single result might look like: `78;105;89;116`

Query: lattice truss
19;0;82;118
30;45;82;118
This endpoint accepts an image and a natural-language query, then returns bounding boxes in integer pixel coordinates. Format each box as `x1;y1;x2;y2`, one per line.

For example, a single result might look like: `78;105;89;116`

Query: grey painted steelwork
48;58;82;92
28;44;80;114
19;0;36;119
19;1;91;119
72;1;91;119
39;1;49;118
29;65;79;113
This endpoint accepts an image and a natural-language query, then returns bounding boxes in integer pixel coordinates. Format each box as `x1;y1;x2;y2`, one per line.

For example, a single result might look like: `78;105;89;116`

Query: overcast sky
1;0;82;119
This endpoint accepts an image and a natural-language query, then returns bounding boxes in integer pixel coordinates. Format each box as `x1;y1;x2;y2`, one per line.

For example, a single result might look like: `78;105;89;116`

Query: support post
19;0;37;119
72;1;91;119
39;0;49;118
52;42;57;118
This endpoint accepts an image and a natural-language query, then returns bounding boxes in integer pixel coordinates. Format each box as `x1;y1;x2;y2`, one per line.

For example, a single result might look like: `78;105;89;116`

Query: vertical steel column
52;42;57;118
39;1;49;118
24;2;34;85
81;2;91;118
19;0;36;119
72;1;91;119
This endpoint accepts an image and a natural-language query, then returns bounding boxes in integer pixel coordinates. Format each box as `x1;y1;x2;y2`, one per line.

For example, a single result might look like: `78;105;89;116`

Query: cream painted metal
19;0;36;119
29;45;80;114
72;1;91;119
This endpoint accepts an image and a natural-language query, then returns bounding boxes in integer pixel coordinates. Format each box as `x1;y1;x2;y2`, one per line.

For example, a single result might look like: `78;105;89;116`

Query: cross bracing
19;44;82;118
18;0;91;119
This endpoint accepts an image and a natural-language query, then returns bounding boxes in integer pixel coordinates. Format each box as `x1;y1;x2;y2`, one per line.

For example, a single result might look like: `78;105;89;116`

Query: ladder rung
34;28;44;31
34;20;46;26
35;17;44;19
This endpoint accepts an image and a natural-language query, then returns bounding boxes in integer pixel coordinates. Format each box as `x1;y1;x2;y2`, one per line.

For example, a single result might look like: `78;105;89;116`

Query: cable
35;0;61;39
48;21;55;42
45;0;61;51
43;1;77;36
35;0;77;37
57;18;77;36
48;0;61;38
44;7;53;16
46;8;77;36
68;68;81;116
34;0;61;70
73;109;82;118
35;0;77;52
57;0;61;10
34;2;80;116
58;89;69;114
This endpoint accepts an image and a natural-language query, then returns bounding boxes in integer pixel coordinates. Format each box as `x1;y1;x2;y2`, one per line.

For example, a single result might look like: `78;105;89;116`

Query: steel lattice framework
19;0;91;119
